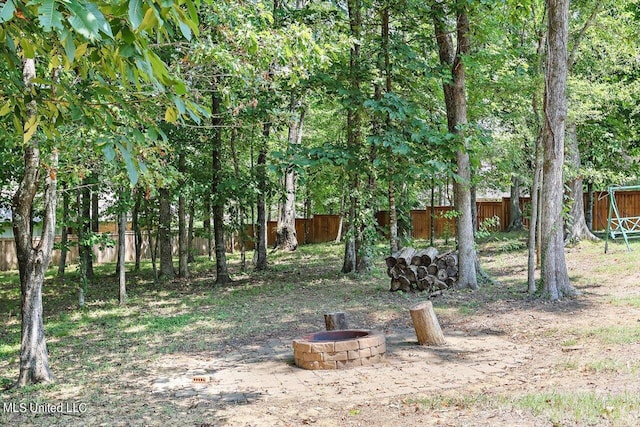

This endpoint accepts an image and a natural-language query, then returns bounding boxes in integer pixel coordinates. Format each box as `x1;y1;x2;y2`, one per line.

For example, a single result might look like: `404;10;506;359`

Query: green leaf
178;20;191;41
62;30;75;62
67;1;102;40
102;143;116;162
138;6;158;32
164;106;178;122
0;0;15;24
85;3;113;38
116;141;139;186
128;0;144;29
0;102;11;116
37;0;63;31
20;38;35;59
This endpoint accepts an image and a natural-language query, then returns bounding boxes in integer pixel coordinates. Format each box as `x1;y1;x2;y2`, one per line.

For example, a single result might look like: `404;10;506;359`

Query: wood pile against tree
385;247;458;292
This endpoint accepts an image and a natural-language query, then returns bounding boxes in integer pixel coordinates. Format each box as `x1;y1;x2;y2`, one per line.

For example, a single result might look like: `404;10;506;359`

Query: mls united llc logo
3;401;88;414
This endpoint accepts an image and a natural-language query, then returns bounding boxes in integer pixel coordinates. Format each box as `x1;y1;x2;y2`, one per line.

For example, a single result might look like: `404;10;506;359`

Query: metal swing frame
604;185;640;253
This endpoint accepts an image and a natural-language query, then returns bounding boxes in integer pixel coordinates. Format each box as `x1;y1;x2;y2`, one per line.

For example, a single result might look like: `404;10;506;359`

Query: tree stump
409;301;446;346
324;312;348;331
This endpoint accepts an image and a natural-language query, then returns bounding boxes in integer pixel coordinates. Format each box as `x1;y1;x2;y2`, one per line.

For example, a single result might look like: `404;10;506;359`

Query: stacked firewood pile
385;247;458;292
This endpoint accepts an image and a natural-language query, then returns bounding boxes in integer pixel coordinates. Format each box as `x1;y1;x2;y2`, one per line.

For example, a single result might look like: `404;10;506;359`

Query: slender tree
432;0;478;290
540;0;577;299
211;77;231;283
11;58;57;386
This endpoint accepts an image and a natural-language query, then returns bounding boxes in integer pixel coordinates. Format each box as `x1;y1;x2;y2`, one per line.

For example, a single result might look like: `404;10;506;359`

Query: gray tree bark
541;0;577;300
564;122;599;243
508;176;523;231
12;58;56;387
255;129;269;271
275;97;304;251
432;0;478;290
118;196;127;305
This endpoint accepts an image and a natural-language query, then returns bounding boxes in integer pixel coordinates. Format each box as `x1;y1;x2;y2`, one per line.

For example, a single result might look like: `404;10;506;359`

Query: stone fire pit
293;329;386;370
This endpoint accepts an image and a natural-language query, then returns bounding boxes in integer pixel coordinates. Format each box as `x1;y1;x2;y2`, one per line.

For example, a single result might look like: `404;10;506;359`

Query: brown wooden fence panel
309;214;341;243
5;190;640;271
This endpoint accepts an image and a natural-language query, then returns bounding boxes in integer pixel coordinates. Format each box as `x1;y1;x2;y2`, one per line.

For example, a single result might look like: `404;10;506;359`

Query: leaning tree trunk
541;0;576;300
12;58;56;387
564;122;598;243
158;187;174;279
433;0;478;290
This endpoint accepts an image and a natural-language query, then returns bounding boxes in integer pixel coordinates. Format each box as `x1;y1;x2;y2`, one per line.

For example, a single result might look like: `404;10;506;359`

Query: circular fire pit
293;329;386;370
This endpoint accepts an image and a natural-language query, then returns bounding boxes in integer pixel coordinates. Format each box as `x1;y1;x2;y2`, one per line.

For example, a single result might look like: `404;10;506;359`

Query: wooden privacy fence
1;191;637;271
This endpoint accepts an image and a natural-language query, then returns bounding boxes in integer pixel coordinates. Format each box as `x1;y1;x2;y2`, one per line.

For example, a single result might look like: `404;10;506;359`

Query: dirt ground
151;242;640;426
205;242;640;426
2;239;640;426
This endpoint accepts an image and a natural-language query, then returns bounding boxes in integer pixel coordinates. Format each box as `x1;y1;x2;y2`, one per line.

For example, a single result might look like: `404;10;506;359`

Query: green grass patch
607;295;640;308
586;326;640;345
511;391;640;425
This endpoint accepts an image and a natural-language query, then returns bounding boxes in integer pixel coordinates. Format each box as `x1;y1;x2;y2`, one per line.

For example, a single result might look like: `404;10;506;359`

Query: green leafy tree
0;0;201;387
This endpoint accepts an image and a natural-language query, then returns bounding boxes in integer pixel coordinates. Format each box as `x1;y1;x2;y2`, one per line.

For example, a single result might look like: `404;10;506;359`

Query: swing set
604;185;640;253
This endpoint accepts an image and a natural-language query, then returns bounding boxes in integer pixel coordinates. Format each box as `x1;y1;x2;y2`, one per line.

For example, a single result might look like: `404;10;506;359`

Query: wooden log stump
409;301;446;346
324;312;349;331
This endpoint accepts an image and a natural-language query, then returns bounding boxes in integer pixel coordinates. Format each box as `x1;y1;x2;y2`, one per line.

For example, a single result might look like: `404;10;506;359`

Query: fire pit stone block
293;329;386;370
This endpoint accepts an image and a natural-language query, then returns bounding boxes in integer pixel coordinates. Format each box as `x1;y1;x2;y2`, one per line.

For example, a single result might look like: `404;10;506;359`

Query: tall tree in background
432;0;478;290
211;77;231;284
540;0;577;299
275;95;304;251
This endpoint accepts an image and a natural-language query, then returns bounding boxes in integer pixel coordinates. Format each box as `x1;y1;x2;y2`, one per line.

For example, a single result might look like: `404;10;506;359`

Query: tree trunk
410;301;446;346
147;219;158;283
118;198;127;305
508;176;523;231
132;189;142;271
255;127;269;271
528;134;543;294
586;181;594;231
79;180;93;279
342;0;371;274
211;79;231;283
276;97;304;251
204;198;213;261
91;181;99;233
188;199;195;263
389;179;399;253
178;152;189;279
158;187;174;279
564;122;598;243
324;312;349;331
57;184;69;276
541;0;576;300
230;127;247;270
12;58;56;387
433;0;478;290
